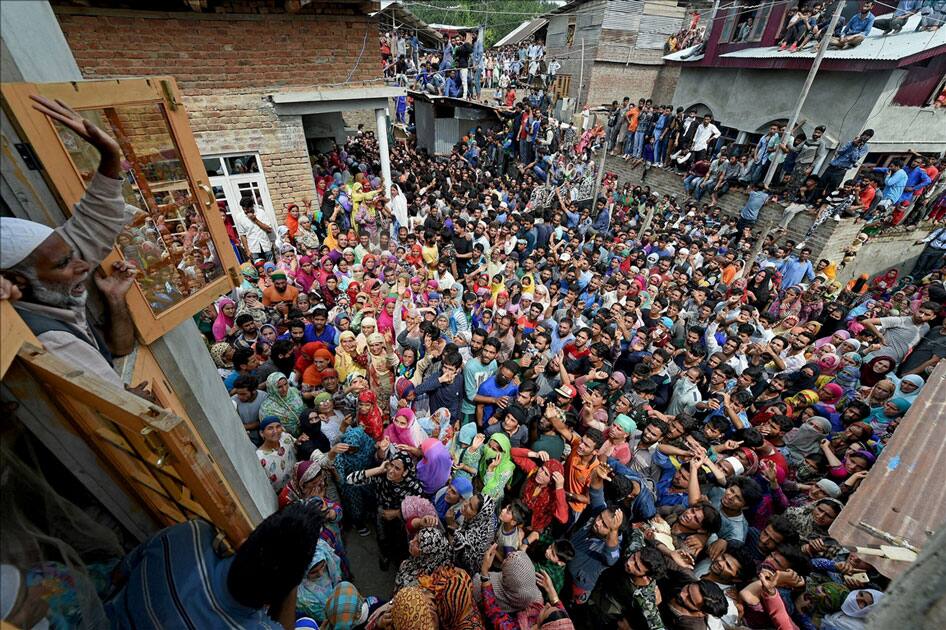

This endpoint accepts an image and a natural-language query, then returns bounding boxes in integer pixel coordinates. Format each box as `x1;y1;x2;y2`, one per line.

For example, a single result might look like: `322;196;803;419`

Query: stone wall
54;3;382;221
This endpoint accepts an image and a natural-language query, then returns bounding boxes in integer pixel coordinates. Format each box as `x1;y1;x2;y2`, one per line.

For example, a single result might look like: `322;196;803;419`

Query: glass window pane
55;103;225;315
203;157;224;177
225;155;259;174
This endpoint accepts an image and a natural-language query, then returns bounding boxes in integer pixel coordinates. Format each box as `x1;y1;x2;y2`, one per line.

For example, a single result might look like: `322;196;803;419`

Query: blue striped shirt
106;520;280;629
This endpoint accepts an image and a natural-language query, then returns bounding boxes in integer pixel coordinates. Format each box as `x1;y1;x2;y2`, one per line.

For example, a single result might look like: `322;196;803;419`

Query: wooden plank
17;342;182;433
0;300;37;378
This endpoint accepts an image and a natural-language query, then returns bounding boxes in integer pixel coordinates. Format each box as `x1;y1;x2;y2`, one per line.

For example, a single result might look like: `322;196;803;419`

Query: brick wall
586;62;680;108
53;3;382;220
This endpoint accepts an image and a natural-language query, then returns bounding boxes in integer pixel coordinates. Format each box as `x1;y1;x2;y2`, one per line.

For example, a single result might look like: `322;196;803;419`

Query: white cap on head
722;456;745;477
0;217;54;270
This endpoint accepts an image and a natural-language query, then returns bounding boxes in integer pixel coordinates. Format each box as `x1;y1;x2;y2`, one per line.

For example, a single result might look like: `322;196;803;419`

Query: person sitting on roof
831;1;875;49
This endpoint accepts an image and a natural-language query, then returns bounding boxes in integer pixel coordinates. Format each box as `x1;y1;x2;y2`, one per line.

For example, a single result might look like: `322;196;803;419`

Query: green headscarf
479;433;515;498
259;371;305;436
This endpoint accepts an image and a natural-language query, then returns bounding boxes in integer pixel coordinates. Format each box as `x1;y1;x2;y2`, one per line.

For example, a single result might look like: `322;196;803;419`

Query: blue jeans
684;175;702;195
633;130;646;157
623;132;635;156
695;179;712;201
519;139;533;164
656;135;670;164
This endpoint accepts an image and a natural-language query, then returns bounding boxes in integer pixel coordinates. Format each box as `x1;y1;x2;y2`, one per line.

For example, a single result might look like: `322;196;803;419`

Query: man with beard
1;96;137;388
474;360;519;429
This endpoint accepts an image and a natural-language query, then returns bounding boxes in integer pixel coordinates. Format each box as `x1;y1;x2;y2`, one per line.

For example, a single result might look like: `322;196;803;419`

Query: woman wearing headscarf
746;268;775;312
345;451;423;570
333;426;378;537
209;342;234;379
451;422;484;481
865;398;911;436
296;256;318;292
295;407;332;461
822;589;885;630
366;332;397;408
335;330;369;382
259;372;306;436
322;581;376;630
784;416;833;467
783;497;843;542
474;549;546;630
510;451;568;537
417;566;486;630
296;539;343;624
452;492;497;574
384;407;426;450
814;382;845;415
394;526;453;591
256;416;297;493
356;390;384;441
479;433;516;502
236;288;268;326
211;297;236;342
295;215;321;252
416;437;453;497
859;355;898;388
893;374;924;404
784;362;822;396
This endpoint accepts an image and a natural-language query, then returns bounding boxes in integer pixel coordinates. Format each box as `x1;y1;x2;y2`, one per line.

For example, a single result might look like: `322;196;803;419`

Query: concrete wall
672;65;946;154
832;229;929;286
672;67;888;141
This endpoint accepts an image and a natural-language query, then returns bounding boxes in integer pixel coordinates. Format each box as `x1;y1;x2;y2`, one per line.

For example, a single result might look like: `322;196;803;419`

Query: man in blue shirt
779;247;816;289
832;1;875;48
475;360;519;428
871;159;909;217
106;503;324;629
820;128;874;193
733;184;771;244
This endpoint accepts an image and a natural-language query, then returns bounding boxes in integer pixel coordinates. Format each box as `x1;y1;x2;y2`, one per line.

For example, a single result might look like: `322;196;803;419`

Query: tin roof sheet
829;361;946;579
720;15;945;62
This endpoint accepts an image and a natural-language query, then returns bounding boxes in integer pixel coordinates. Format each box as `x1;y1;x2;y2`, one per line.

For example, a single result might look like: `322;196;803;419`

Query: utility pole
591;140;608;208
763;0;845;187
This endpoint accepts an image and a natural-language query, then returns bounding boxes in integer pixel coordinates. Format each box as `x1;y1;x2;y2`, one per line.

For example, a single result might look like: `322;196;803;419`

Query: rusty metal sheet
829;362;946;579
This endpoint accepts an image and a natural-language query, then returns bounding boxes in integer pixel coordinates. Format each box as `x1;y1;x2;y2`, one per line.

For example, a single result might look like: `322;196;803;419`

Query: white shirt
692;122;721;152
235;213;272;254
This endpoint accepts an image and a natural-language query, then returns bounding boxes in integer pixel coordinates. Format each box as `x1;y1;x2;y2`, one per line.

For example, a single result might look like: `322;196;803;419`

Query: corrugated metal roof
720;16;946;62
493;18;549;48
663;44;704;62
829;361;946;579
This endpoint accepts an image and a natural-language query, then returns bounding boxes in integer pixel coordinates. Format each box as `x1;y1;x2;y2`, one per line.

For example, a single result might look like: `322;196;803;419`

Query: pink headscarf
384;407;417;447
377;297;396;335
211;297;235;342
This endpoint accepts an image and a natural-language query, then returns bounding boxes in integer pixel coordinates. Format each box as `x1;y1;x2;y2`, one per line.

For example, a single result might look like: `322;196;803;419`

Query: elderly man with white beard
1;96;139;387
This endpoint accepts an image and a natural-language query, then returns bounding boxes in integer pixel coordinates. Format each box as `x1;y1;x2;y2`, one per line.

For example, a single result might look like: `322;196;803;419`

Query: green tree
407;0;554;47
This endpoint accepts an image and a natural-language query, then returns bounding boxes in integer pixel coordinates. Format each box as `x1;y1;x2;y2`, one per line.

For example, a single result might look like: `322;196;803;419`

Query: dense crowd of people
382;30;557;104
2;81;945;630
191;98;944;626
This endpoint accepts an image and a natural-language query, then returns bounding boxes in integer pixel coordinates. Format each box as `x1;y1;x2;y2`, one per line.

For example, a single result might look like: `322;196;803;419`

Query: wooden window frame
1;78;239;344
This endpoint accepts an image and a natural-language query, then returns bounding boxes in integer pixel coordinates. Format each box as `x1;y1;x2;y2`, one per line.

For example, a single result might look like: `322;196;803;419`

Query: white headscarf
823;589;885;630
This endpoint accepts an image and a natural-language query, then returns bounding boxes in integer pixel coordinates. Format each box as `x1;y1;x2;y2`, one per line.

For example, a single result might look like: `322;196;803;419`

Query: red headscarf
521;459;566;532
357;390;383;440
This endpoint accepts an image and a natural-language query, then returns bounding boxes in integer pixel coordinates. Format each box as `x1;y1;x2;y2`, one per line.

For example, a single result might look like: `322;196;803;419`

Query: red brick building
52;0;399;224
